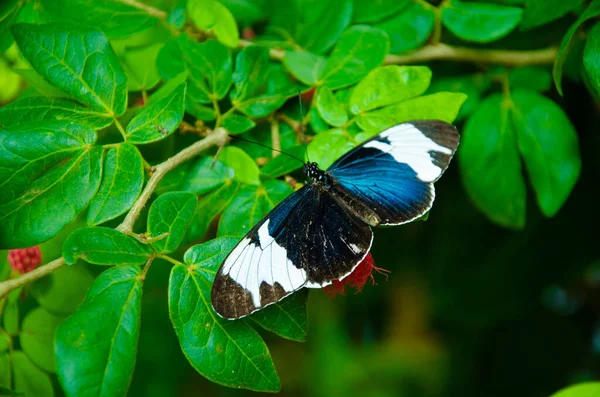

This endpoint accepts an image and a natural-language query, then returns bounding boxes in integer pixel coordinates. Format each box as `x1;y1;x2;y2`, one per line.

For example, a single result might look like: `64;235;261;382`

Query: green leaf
441;0;523;43
186;179;240;242
231;46;300;117
169;238;280;392
0;0;20;53
374;1;434;54
511;89;581;217
219;146;261;185
11;23;128;116
87;144;144;225
13;68;70;98
186;101;217;121
261;146;306;178
122;44;162;92
41;0;157;38
0;352;11;388
31;263;94;315
308;128;355;169
428;73;492;120
0;333;9;353
0;123;103;248
295;0;352;54
222;113;256;134
251;291;308;342
55;265;143;397
318;26;389;90
2;291;19;334
148;192;197;254
521;0;584;29
220;0;266;25
63;227;152;266
356;92;467;130
508;66;551;92
126;81;186;144
178;157;235;195
20;307;63;373
459;94;526;229
310;106;330;133
0;97;113;130
218;180;293;237
11;351;54;397
0;386;23;396
282;51;326;86
553;0;600;95
353;0;410;23
349;65;432;114
584;22;600;95
316;87;347;127
549;383;600;397
157;36;233;105
187;0;239;47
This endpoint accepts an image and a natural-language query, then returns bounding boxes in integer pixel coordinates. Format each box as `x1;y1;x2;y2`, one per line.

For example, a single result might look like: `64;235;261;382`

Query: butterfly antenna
227;135;305;165
298;90;310;162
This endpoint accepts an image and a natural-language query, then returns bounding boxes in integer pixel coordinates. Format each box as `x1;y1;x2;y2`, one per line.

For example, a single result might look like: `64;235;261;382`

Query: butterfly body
212;120;459;319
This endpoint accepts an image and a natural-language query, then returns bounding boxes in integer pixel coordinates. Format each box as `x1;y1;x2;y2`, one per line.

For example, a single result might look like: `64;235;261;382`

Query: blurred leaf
261;146;306;178
221;0;266;24
295;0;352;54
12;68;70;98
11;23;127;115
251;291;308;342
20;307;63;373
349;65;432;114
219;146;261;185
63;227;152;265
374;1;434;54
459;94;526;229
123;44;162;92
41;0;157;38
185;179;240;242
317;87;347;127
0;97;113;130
87;144;144;225
0;122;102;249
186;101;217;121
178;157;235;195
553;0;600;95
231;46;299;117
0;0;20;53
356;92;467;130
221;112;256;134
583;22;600;95
353;0;410;23
169;238;281;392
0;332;9;353
508;66;552;92
283;51;326;86
55;265;142;397
0;386;22;396
148;192;197;254
11;351;54;397
310;106;330;133
218;180;292;236
2;290;19;334
511;89;581;217
441;0;523;43
521;0;584;29
0;352;10;388
126;81;186;144
31;263;94;315
308;128;355;169
549;382;600;397
318;26;389;89
187;0;239;47
428;74;491;120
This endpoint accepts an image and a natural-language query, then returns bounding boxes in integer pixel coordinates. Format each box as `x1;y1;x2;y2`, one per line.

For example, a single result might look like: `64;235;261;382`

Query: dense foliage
0;0;599;396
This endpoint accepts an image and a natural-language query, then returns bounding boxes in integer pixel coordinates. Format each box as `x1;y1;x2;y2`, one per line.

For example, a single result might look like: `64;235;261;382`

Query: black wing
328;120;459;225
211;184;373;319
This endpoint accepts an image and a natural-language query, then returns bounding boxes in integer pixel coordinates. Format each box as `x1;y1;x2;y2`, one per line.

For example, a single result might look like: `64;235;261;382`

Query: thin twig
117;0;167;19
0;257;66;300
270;117;281;158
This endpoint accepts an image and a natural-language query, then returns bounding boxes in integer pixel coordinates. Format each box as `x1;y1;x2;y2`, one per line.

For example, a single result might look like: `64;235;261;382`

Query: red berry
8;247;42;274
323;253;389;297
242;27;256;40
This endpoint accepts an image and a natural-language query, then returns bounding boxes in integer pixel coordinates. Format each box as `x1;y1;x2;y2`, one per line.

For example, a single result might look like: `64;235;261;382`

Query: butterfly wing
211;184;373;319
328;120;459;225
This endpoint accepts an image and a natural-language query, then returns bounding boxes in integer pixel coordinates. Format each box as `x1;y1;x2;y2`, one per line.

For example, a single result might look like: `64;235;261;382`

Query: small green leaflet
148;192;197;254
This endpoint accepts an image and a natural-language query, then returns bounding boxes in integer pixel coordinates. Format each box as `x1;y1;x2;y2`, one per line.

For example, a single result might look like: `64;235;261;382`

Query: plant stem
270;116;281;157
0;257;66;300
157;254;184;266
0;129;228;300
113;118;128;140
117;0;167;19
385;43;558;66
117;127;228;234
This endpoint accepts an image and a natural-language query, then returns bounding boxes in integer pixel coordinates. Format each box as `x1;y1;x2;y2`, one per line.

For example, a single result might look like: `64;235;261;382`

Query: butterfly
211;120;459;319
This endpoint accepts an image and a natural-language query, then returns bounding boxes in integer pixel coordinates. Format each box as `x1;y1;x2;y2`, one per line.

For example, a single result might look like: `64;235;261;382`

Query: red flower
242;27;256;40
323;253;390;297
8;247;42;274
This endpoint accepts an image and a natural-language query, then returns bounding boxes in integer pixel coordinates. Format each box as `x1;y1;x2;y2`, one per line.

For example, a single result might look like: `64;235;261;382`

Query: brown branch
0;257;66;300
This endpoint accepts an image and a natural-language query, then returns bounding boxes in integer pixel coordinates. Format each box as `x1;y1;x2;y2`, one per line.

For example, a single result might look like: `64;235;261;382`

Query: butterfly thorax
303;162;332;185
